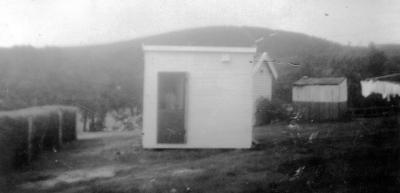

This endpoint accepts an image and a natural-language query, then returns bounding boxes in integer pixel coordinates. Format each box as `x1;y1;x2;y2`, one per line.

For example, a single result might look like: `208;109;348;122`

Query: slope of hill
378;44;400;57
0;26;398;116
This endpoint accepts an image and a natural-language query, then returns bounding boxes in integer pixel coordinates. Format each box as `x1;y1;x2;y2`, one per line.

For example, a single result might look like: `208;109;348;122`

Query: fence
347;106;399;118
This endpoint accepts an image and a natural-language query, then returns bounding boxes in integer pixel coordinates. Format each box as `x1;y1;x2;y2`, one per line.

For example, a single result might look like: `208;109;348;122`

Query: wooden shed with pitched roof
292;77;348;121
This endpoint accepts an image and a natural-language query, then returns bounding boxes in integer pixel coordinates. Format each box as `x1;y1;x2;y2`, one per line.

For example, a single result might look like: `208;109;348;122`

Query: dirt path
10;131;139;192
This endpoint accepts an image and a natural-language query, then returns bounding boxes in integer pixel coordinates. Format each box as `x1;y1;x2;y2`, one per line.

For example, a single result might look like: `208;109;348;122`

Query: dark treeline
0;26;399;129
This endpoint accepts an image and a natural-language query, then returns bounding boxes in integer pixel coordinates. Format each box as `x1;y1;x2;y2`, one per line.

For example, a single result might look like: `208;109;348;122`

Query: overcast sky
0;0;399;47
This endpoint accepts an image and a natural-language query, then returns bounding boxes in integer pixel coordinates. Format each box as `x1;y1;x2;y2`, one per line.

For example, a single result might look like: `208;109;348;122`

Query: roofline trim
265;57;278;80
142;45;257;53
293;78;347;86
293;83;344;86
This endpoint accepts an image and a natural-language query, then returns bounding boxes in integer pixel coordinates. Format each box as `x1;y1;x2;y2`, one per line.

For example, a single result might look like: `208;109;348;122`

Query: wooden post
27;116;33;163
83;110;87;132
90;112;95;131
73;110;77;140
58;110;63;149
396;106;400;142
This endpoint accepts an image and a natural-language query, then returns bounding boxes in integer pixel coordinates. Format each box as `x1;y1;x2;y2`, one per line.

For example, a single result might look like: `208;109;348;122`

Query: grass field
5;117;400;193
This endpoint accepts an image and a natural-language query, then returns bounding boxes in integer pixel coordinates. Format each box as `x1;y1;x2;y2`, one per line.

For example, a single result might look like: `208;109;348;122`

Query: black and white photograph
0;0;399;192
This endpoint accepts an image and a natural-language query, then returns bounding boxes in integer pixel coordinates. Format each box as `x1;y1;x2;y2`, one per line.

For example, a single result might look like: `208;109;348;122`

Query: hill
0;26;399;127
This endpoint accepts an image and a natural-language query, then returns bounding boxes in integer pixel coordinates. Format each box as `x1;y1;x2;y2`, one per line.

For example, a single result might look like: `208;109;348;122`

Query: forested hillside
0;26;399;128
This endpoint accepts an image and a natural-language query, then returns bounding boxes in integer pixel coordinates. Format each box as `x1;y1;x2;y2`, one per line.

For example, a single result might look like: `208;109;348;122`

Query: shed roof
293;77;346;86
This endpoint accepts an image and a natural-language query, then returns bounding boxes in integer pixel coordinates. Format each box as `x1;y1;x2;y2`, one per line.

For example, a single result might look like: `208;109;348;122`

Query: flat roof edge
293;77;347;86
142;45;257;53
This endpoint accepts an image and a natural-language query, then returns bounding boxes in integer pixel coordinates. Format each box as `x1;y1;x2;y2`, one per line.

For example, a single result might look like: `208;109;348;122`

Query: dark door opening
157;72;186;144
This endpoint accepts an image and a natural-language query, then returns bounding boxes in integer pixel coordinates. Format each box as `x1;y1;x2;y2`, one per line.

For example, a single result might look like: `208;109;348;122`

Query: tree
366;43;387;77
384;55;400;74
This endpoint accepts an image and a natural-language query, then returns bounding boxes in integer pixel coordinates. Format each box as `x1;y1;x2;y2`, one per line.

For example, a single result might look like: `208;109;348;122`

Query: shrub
0;105;78;189
254;98;290;126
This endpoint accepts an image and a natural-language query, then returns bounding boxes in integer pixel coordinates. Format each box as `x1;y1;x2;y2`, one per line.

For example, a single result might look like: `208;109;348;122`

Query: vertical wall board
32;114;50;156
1;116;30;167
58;110;63;148
0;119;13;179
27;116;34;163
43;112;61;150
61;109;77;143
293;101;347;121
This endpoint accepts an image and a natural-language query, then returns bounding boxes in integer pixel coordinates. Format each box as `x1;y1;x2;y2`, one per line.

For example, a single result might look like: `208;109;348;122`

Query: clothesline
361;79;400;100
366;73;400;81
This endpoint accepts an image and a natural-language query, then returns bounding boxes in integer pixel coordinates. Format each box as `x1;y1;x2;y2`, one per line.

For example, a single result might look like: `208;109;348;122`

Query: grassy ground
5;117;400;193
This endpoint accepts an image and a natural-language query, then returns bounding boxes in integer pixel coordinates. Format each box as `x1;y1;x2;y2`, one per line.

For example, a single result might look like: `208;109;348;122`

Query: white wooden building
142;45;277;149
292;77;348;121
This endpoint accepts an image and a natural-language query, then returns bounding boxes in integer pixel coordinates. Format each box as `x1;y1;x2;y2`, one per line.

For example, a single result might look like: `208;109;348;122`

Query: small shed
142;45;277;149
292;77;347;121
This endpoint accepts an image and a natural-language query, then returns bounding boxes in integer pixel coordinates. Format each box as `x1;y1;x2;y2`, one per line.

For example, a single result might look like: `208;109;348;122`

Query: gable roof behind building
293;77;346;86
253;52;278;79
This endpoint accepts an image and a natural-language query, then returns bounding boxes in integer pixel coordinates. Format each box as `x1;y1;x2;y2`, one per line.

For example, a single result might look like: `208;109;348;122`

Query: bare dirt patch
19;165;130;190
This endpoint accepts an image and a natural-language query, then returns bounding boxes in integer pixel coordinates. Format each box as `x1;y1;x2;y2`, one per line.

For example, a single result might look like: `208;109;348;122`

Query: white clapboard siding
253;64;273;101
292;80;347;103
142;46;259;149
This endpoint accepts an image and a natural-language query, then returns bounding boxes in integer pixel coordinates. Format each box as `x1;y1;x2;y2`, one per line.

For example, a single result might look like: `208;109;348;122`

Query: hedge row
0;105;77;188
